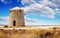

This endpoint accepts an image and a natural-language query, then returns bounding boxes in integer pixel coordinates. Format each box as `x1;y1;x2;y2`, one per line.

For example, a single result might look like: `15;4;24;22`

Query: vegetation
0;27;60;38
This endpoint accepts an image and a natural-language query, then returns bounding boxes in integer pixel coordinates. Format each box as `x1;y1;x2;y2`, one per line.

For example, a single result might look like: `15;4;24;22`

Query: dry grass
0;27;60;38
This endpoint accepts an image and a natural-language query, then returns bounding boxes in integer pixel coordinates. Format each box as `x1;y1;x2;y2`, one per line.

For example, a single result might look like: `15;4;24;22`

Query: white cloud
25;16;60;25
25;16;43;25
1;0;11;4
0;16;9;21
22;4;55;18
21;0;60;18
21;0;36;5
1;0;5;2
0;16;9;25
55;8;60;13
25;15;38;22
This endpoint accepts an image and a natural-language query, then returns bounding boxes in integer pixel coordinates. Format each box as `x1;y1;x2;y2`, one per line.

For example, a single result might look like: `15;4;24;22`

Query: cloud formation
0;16;9;21
0;16;9;25
21;0;60;18
0;0;12;4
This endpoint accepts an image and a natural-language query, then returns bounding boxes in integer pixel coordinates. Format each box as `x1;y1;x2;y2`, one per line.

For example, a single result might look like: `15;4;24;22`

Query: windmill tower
9;7;25;27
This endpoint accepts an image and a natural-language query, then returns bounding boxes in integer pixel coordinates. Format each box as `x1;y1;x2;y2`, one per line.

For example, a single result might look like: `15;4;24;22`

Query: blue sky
0;0;60;25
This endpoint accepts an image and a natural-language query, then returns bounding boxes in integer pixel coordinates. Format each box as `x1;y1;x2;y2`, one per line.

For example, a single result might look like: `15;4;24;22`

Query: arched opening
4;25;8;28
13;21;16;26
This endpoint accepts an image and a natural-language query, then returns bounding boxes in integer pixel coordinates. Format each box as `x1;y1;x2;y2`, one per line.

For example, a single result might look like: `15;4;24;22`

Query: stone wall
9;9;25;27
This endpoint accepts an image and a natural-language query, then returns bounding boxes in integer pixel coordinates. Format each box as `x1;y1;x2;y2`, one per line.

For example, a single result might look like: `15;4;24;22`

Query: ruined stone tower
9;7;25;27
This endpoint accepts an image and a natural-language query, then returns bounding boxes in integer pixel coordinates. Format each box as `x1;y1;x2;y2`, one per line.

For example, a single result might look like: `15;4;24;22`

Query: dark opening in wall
13;21;16;26
4;25;8;28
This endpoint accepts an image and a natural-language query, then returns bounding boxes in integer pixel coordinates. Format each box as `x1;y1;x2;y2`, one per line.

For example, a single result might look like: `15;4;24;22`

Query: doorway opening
13;21;16;26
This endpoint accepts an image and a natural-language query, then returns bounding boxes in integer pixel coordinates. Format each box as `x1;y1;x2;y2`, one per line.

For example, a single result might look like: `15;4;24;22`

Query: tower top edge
10;7;23;10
